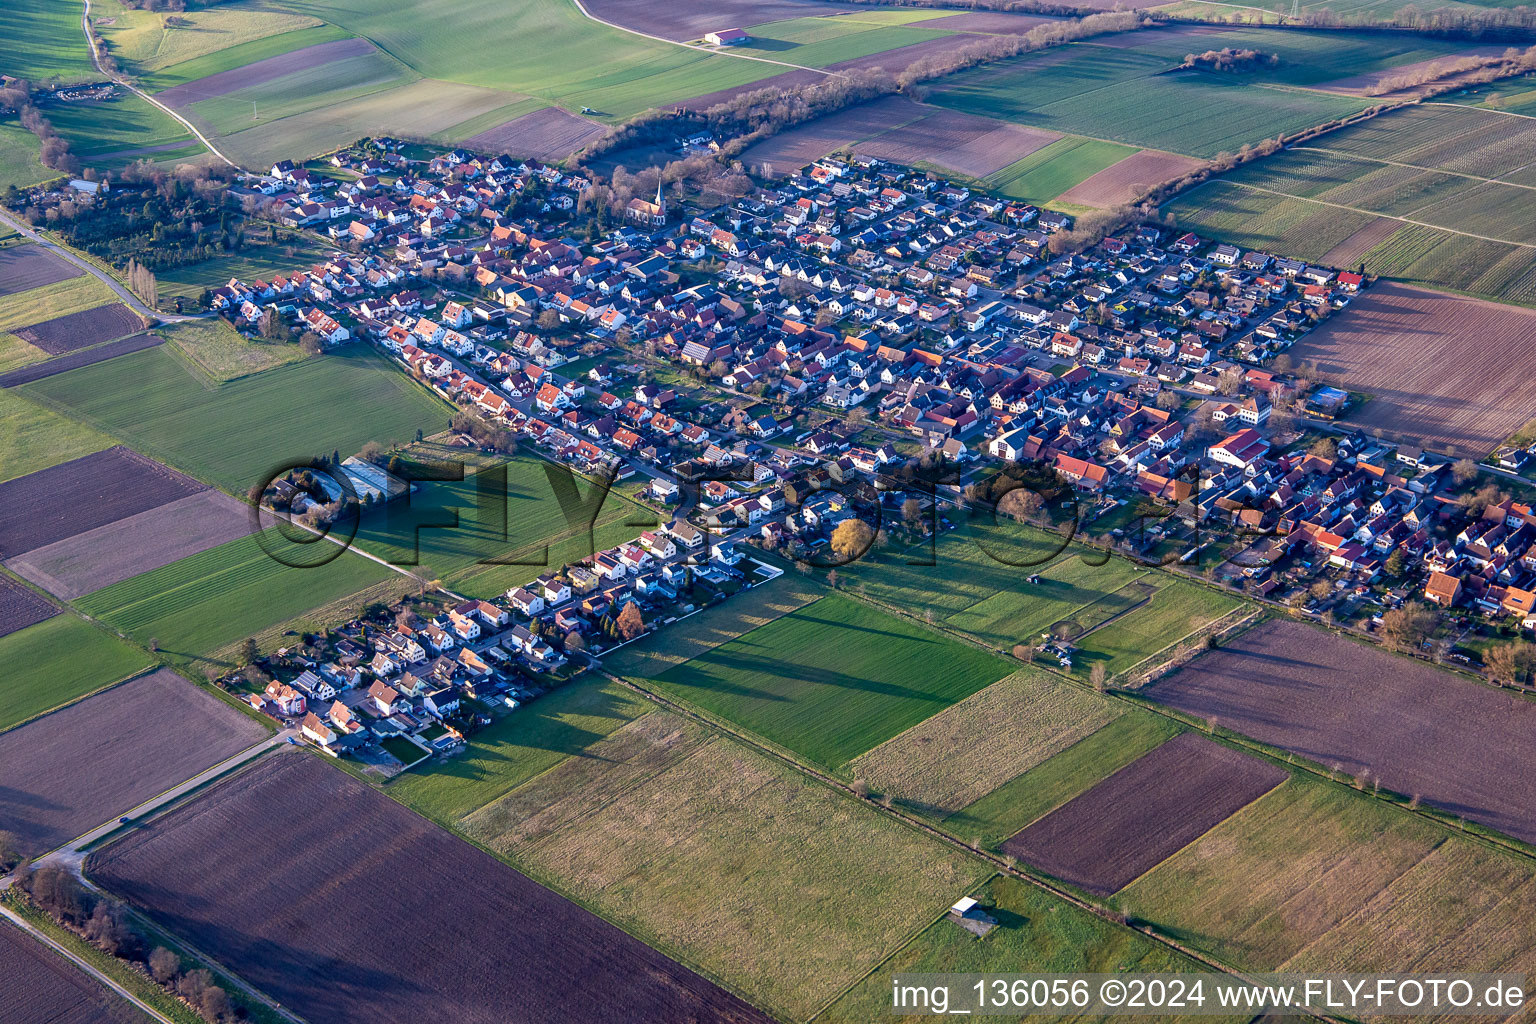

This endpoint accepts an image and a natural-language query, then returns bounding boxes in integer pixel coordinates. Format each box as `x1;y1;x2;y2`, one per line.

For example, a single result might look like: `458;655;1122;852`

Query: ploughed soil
1150;618;1536;844
1001;732;1286;895
0;244;83;297
0;919;146;1023
13;304;146;355
155;37;377;107
0;332;160;388
0;575;57;638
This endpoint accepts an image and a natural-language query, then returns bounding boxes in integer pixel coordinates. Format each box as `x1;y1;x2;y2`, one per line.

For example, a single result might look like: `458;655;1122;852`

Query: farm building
705;28;750;46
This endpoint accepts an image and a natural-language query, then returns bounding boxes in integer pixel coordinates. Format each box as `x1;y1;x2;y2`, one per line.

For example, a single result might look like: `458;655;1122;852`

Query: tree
830;518;875;562
1216;367;1243;395
614;601;645;641
84;900;135;957
148;946;181;985
1380;600;1437;651
1155;390;1182;412
239;637;258;666
298;331;323;356
1484;642;1527;686
359;441;385;465
200;985;232;1023
1309;579;1333;602
1452;458;1480;485
0;829;18;872
1309;437;1338;460
1088;663;1107;691
901;497;922;525
998;487;1043;523
1384;549;1406;577
537;309;561;332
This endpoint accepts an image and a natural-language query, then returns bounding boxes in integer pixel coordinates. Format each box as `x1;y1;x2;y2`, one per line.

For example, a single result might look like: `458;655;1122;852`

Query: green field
984;136;1138;203
1072;578;1242;676
0;119;50;191
133;23;354;92
48;92;196;168
0;612;155;732
638;591;1011;770
943;712;1183;848
386;675;654;821
93;0;323;74
268;0;780;119
1166;179;1536;306
22;343;450;492
74;529;395;659
1122;776;1536;977
156;231;338;306
1451;74;1536;118
187;48;412;135
0;0;99;83
157;318;312;382
0;389;114;484
930;44;1368;157
823;875;1218;1024
734;10;959;68
344;454;649;592
0;272;128;375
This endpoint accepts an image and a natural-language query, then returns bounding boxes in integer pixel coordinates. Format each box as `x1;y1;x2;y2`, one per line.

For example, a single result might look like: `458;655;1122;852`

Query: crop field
7;489;252;600
388;675;654;821
1451;75;1536;119
156;318;310;381
1071;578;1242;677
91;752;774;1024
0;273;123;373
832;518;1227;661
0;446;206;559
1309;102;1536;178
1151;618;1536;844
0;245;82;297
131;23;354;93
74;528;395;660
846;669;1121;816
185;47;411;136
22;344;450;493
460;726;991;1020
823;875;1217;1024
0;920;146;1024
94;0;323;74
0;613;154;732
0;389;112;484
0;333;164;389
741;94;928;170
0;0;99;83
638;592;1011;769
1122;777;1536;980
269;0;782;120
582;0;865;41
13;304;145;356
930;45;1368;158
0;668;265;857
1057;148;1205;207
733;10;961;68
984;136;1141;203
852;106;1064;180
0;575;56;639
1284;282;1536;452
464;105;607;162
1001;734;1285;895
211;77;538;168
945;712;1184;848
47;93;195;168
154;36;379;109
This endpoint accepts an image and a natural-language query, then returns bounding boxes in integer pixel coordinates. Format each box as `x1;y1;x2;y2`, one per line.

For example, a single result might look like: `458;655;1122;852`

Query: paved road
80;0;240;171
0;902;179;1024
0;207;201;322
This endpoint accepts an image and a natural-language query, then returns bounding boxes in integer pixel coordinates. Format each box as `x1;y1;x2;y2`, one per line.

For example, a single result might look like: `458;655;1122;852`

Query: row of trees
12;860;240;1021
1365;43;1536;95
0;80;79;174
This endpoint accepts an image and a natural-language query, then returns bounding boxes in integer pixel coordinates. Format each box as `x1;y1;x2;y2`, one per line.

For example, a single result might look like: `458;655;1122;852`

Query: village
175;132;1536;765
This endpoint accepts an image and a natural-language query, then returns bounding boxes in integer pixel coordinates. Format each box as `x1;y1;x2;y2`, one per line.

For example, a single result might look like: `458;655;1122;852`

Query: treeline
1185;47;1279;71
575;9;1147;167
0;81;79;174
1365;44;1536;95
838;0;1107;16
1285;5;1536;41
9;858;248;1023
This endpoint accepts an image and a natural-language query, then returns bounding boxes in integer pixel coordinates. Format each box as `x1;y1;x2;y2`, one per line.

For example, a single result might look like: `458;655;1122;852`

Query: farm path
79;0;241;171
0;208;207;323
565;0;845;79
1203;180;1536;249
0;902;180;1024
1293;144;1536;194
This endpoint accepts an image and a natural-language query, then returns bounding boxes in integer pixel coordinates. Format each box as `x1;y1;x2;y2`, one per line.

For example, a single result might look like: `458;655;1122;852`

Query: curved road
79;0;239;170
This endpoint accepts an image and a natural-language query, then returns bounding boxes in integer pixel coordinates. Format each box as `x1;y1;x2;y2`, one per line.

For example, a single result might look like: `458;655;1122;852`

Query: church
625;183;667;228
